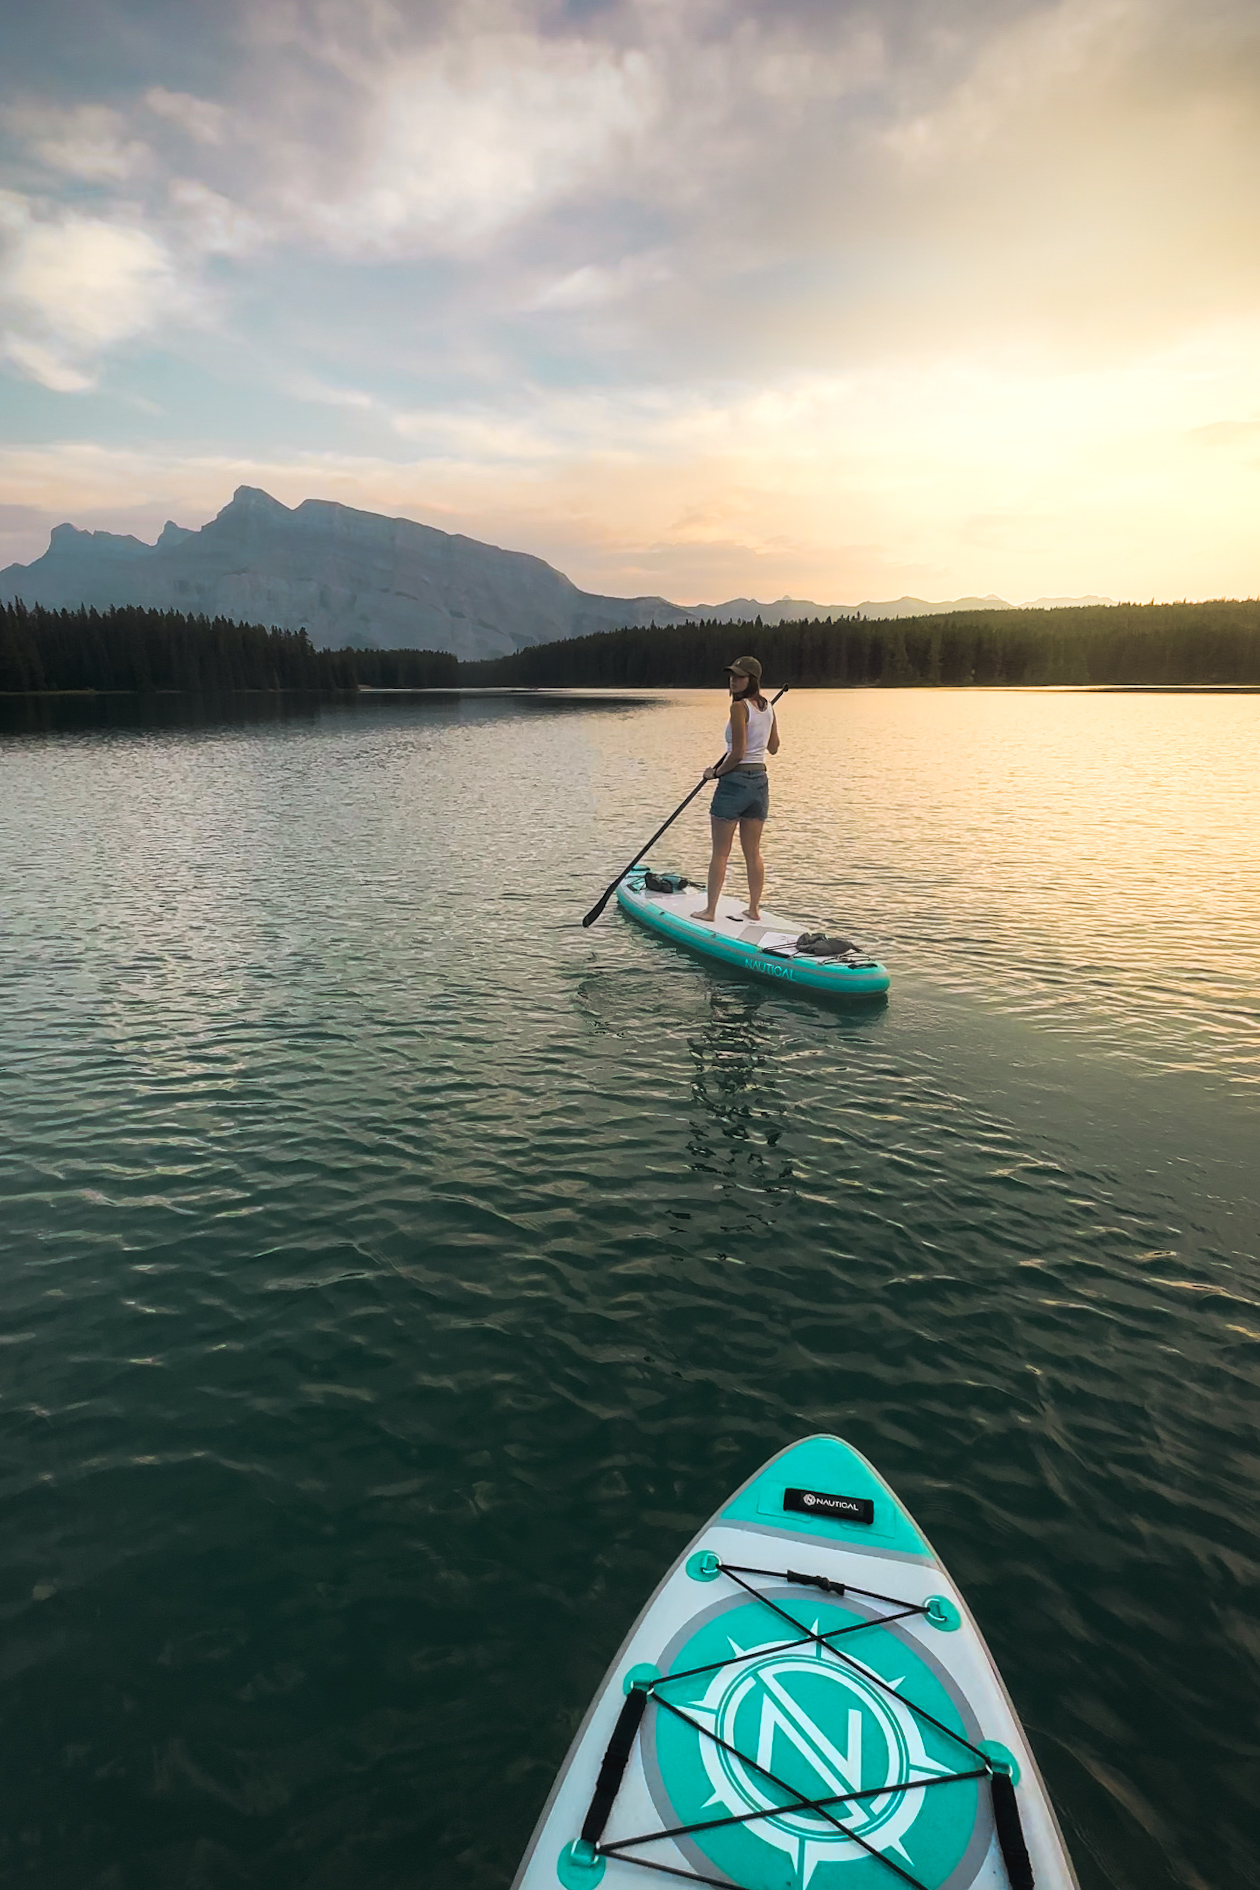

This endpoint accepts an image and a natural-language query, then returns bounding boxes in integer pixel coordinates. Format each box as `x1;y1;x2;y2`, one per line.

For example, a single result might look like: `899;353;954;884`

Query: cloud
882;0;1135;167
145;88;228;146
257;2;892;264
859;0;1260;355
529;251;672;311
390;404;568;459
272;30;662;255
288;376;377;411
166;178;262;256
1187;418;1260;447
4;102;150;181
0;202;184;387
0;335;94;393
6;214;178;349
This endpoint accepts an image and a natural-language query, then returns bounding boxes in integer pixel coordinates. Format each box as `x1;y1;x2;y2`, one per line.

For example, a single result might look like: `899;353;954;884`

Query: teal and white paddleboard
616;870;891;998
514;1434;1078;1890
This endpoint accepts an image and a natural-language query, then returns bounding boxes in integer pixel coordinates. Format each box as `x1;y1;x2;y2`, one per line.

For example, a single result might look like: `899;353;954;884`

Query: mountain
0;487;693;661
695;593;1113;622
0;487;1115;656
1023;595;1115;610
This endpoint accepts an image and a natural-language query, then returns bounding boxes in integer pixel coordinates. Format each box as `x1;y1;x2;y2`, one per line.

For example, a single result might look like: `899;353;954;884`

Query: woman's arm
704;700;747;779
767;711;780;756
726;700;748;767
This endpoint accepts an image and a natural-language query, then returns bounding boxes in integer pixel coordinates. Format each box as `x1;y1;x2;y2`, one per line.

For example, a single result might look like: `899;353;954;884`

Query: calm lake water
1;687;1257;1890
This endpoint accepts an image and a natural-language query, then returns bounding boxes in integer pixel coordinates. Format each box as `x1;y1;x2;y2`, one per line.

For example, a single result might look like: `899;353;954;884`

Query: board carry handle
990;1770;1035;1889
581;685;789;928
579;1683;650;1847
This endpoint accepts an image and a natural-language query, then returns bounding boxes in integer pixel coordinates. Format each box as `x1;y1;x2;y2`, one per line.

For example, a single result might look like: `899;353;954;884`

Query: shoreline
3;682;1259;700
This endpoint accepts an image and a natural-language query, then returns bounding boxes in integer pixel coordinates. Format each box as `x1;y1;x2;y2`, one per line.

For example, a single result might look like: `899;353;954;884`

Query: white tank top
725;698;773;765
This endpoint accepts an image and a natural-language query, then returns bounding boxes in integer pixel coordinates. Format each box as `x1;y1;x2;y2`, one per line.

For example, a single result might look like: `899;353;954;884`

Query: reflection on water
0;686;656;741
684;987;801;1223
0;688;1256;1890
0;687;352;738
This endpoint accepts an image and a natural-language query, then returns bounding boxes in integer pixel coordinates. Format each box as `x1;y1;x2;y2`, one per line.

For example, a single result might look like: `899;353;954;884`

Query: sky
1;0;1258;605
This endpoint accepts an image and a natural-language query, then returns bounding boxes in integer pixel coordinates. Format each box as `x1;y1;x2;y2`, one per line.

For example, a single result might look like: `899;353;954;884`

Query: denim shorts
711;766;769;822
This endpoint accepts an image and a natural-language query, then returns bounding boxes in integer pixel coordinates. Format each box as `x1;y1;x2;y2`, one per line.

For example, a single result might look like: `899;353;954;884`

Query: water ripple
0;692;1256;1888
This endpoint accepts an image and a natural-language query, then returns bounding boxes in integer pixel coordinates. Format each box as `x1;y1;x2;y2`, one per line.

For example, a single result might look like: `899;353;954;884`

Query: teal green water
1;688;1257;1890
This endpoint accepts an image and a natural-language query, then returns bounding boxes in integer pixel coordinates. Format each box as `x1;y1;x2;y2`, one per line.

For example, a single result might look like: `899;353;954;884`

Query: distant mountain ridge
0;487;1112;658
703;592;1114;623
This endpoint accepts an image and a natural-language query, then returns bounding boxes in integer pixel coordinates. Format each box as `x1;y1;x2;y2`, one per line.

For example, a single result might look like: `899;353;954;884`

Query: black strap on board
991;1770;1035;1889
579;1683;649;1846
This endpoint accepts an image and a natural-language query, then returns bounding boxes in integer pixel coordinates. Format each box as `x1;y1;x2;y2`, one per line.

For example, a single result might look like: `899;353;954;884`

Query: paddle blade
582;891;613;928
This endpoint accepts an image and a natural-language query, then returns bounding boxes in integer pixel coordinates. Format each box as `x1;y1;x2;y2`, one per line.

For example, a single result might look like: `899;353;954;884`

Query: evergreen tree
455;601;1260;689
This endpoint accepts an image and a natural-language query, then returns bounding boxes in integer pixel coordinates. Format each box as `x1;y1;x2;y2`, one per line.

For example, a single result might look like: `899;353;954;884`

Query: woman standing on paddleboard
692;656;780;924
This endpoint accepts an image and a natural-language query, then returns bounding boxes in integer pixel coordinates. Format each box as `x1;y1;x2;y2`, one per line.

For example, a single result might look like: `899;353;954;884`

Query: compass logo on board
679;1629;959;1888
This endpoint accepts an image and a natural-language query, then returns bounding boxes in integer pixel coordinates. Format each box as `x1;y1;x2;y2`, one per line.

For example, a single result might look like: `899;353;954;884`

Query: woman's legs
692;817;738;920
739;817;766;918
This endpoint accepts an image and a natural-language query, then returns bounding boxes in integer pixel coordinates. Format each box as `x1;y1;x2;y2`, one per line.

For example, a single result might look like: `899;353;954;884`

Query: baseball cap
725;655;762;681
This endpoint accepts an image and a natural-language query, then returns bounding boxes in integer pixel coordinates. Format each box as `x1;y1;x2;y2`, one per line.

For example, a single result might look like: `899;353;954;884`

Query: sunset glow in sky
2;0;1259;604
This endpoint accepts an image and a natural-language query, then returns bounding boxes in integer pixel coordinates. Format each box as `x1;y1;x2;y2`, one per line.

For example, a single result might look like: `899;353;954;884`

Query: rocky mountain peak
47;523;150;559
1;488;689;658
225;486;293;517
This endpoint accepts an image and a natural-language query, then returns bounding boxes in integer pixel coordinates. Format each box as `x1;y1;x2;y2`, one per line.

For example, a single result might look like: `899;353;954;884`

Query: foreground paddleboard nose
513;1433;1077;1890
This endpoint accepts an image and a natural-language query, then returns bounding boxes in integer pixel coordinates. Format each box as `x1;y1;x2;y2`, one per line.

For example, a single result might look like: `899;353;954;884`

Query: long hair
732;671;768;711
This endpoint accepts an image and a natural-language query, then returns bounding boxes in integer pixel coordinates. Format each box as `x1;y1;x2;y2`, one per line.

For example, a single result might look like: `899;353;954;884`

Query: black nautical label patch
784;1486;875;1525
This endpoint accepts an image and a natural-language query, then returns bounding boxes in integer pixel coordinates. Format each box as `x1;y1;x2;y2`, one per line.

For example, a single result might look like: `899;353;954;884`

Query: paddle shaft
581;685;788;927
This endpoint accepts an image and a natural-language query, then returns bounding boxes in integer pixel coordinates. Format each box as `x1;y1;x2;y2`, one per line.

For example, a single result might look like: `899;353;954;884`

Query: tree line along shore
2;598;1259;696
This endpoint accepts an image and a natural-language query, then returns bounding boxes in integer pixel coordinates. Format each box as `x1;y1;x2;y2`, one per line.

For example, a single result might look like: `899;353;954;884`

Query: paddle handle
581;686;788;928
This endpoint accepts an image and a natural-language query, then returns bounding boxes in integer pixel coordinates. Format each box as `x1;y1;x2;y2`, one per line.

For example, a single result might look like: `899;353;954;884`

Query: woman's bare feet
743;907;761;920
691;909;717;923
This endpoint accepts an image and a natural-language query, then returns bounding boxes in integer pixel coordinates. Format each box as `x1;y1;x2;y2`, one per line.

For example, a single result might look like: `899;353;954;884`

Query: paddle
581;685;789;928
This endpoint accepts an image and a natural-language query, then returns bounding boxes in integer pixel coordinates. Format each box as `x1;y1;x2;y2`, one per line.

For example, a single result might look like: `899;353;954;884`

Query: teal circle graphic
623;1662;661;1696
978;1740;1021;1786
686;1550;722;1582
556;1839;605;1887
647;1595;983;1889
925;1595;961;1632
